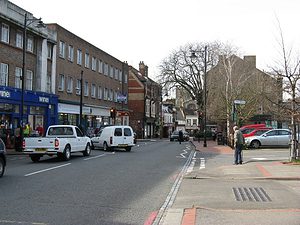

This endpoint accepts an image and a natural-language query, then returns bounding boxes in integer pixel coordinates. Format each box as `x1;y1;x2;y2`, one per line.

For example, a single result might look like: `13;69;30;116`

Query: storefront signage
0;90;10;98
117;94;127;102
39;96;49;103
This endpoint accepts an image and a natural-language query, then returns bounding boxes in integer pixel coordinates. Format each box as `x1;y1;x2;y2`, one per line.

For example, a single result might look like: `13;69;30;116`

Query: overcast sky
9;0;300;79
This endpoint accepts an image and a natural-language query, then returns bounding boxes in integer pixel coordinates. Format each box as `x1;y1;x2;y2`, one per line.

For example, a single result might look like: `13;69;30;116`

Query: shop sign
117;94;127;102
0;90;10;98
39;96;49;103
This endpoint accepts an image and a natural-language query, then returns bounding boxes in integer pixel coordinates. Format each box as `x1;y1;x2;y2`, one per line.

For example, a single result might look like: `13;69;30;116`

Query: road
0;140;193;225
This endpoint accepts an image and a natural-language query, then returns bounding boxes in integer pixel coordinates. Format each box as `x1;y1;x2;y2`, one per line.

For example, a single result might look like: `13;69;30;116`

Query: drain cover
232;187;272;202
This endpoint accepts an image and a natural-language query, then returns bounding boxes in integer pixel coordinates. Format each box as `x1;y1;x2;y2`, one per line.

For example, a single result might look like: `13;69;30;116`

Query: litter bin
217;133;223;145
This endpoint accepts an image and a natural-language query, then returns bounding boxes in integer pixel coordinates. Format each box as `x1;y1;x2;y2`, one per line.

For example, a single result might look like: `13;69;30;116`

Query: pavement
5;140;300;225
159;140;300;225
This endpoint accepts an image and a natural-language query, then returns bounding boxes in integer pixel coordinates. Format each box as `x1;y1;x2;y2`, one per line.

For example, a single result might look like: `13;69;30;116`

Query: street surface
0;140;193;225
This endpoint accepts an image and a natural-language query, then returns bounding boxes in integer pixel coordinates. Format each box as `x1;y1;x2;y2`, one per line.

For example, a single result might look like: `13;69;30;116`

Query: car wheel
62;145;71;161
103;142;110;151
30;155;41;163
125;147;131;152
250;140;260;149
0;157;5;177
83;143;91;156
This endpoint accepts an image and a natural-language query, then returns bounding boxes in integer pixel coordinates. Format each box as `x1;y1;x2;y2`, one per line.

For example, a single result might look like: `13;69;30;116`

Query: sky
9;0;300;79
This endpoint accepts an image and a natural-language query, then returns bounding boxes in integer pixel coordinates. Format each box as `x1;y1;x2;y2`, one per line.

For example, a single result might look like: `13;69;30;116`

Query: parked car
245;129;291;149
23;125;91;162
240;124;266;135
243;128;272;138
0;138;6;178
170;130;190;142
91;125;135;152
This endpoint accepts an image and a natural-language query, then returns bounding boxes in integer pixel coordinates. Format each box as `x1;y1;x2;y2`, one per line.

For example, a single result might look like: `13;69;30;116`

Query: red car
242;128;272;138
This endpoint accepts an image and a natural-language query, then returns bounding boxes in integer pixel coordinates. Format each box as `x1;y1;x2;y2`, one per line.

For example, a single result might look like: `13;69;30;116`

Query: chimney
244;56;256;68
139;61;148;77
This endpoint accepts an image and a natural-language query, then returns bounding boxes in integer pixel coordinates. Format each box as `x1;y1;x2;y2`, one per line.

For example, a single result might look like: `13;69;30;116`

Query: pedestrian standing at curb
178;130;183;144
233;125;244;165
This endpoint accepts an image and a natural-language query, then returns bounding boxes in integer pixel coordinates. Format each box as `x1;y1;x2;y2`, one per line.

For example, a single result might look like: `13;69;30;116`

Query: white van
91;125;135;152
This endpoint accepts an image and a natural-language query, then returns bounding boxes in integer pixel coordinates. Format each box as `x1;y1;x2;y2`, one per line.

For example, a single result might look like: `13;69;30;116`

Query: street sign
234;99;246;105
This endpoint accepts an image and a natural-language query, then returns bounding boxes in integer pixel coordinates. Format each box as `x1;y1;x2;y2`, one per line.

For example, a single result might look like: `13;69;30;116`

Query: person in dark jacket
178;130;183;144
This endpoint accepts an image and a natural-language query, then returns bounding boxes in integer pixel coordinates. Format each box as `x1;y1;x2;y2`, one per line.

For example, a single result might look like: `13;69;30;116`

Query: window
47;74;51;93
186;119;191;126
124;71;128;83
124;128;132;136
91;84;96;98
67;76;73;93
104;63;108;76
68;45;74;62
114;128;122;136
1;23;9;43
192;119;197;126
27;36;33;52
104;88;108;100
114;91;118;102
76;79;81;95
58;74;65;91
0;63;8;86
77;49;82;65
85;53;89;68
59;41;65;58
92;57;97;71
119;70;122;82
98;60;103;74
15;67;22;89
26;70;33;90
97;86;102;99
84;81;89;96
47;43;52;59
109;89;113;101
110;66;114;78
16;32;23;48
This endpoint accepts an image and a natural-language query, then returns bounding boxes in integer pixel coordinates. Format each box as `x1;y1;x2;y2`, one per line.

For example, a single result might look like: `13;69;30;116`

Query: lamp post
20;12;44;143
79;70;83;126
191;46;208;147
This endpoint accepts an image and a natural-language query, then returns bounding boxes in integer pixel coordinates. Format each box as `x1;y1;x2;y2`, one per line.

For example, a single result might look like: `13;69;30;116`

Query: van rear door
113;127;125;146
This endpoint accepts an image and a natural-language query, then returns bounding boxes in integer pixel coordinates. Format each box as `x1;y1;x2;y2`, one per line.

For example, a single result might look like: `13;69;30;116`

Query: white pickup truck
23;125;91;162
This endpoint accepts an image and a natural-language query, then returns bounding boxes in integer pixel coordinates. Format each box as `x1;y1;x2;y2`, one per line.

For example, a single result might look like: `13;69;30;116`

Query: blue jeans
234;144;243;164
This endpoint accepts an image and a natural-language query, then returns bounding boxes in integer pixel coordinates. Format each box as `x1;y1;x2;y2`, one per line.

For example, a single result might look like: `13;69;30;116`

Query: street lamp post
20;12;44;144
79;70;83;126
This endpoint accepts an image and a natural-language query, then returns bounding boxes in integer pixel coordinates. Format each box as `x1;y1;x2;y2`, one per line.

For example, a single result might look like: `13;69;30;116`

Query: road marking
84;154;106;160
199;158;205;170
252;157;268;160
24;163;71;177
0;220;47;225
186;152;197;173
143;211;158;225
256;163;272;177
177;149;188;158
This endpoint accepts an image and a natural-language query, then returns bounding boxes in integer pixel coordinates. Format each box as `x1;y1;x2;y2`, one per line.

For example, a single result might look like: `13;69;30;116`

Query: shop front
0;86;58;148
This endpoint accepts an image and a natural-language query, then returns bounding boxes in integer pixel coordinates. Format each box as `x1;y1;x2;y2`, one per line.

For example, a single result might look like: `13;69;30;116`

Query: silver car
245;129;291;149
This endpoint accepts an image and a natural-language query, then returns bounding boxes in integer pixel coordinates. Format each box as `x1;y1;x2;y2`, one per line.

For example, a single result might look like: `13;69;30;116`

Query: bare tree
271;20;300;160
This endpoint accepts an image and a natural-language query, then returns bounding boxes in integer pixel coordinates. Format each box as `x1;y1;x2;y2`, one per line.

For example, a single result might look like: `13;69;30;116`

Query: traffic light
110;107;116;118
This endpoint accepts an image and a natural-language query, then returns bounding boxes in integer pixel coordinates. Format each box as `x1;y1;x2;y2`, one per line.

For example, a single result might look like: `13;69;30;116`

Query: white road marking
199;157;205;170
84;154;106;160
24;163;71;177
177;149;188;158
186;152;197;173
252;157;268;160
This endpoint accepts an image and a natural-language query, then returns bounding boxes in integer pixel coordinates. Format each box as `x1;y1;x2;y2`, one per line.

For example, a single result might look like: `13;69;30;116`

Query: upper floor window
26;70;33;90
59;41;65;58
68;45;74;62
27;36;33;53
1;23;9;43
114;68;119;80
104;88;108;100
124;72;128;84
119;70;122;82
0;63;8;86
98;60;103;74
97;86;102;99
15;67;22;89
91;84;96;98
67;76;73;93
47;43;53;59
76;79;81;95
47;74;51;93
85;53;90;68
16;31;23;48
109;66;114;78
58;74;65;91
77;49;82;65
84;81;89;96
92;57;97;71
104;63;108;76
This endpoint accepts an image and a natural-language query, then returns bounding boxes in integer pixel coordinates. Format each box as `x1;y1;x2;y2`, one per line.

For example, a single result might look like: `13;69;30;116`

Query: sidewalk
160;140;300;225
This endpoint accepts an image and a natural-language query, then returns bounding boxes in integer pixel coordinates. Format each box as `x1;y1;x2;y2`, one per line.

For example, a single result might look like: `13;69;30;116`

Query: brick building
46;24;129;130
128;62;162;138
